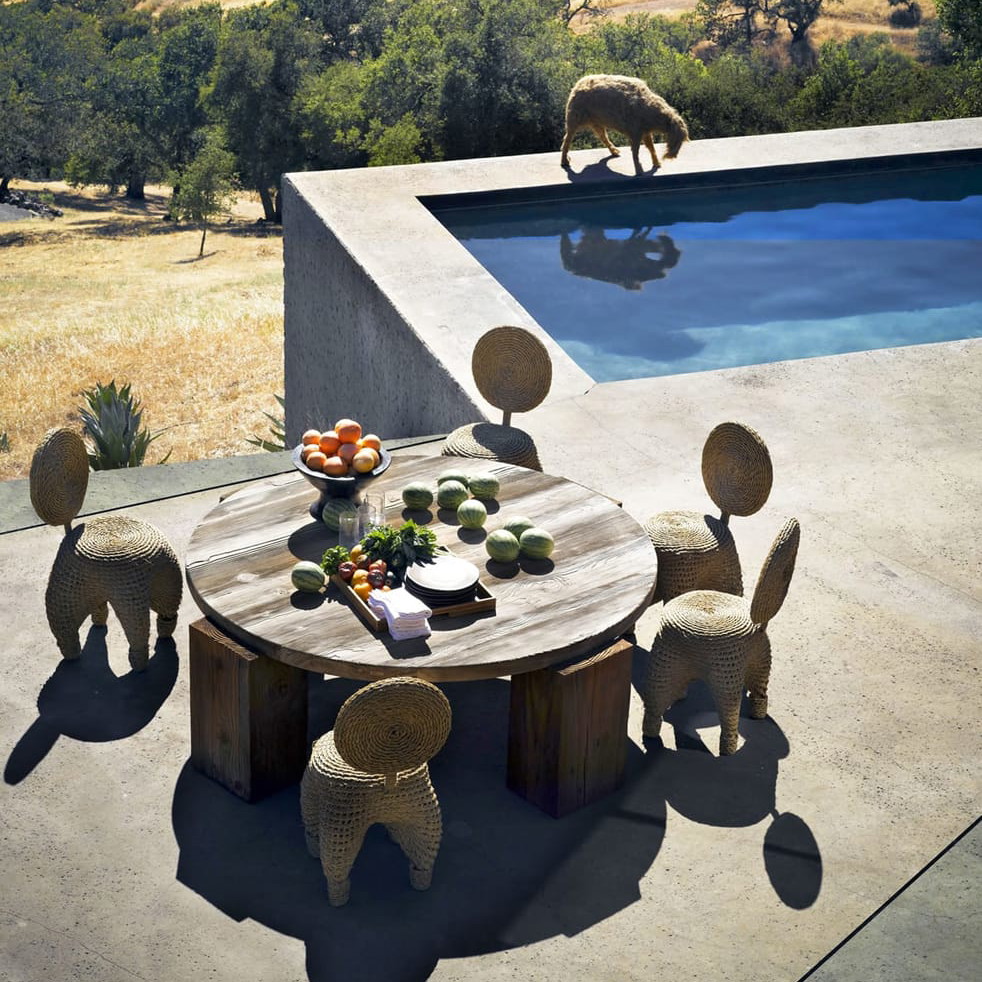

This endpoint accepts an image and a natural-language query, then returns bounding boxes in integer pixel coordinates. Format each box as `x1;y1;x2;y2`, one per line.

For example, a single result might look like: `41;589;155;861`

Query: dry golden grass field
0;0;937;481
0;184;284;481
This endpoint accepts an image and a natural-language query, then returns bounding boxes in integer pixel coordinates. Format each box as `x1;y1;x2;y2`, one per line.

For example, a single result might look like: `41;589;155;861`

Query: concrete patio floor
1;338;979;981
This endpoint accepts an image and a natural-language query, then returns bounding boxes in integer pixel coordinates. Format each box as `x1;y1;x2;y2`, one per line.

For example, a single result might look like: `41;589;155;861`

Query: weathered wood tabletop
185;456;657;683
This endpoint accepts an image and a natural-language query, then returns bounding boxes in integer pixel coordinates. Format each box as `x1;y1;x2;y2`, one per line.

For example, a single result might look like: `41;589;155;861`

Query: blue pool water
431;163;982;381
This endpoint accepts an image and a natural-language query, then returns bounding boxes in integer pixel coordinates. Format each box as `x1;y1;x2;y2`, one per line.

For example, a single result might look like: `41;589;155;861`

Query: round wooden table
185;455;657;815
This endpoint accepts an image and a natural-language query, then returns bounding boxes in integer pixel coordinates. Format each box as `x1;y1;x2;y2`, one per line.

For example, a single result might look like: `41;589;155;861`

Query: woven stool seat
642;518;800;755
645;422;772;603
300;677;451;907
30;427;182;670
441;421;542;471
441;326;551;471
643;510;741;601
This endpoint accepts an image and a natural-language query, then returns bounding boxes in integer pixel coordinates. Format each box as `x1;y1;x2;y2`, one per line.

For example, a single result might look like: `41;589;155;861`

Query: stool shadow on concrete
172;675;670;982
632;646;823;910
4;626;178;785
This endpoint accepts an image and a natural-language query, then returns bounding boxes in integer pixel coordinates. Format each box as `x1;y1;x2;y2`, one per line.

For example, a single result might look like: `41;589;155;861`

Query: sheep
560;74;689;174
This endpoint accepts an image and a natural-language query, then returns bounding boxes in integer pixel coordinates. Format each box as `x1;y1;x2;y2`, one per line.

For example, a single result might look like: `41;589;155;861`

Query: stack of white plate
405;556;480;607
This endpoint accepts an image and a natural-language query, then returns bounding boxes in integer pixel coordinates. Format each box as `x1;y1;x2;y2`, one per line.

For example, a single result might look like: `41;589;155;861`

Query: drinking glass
338;510;361;550
359;492;385;532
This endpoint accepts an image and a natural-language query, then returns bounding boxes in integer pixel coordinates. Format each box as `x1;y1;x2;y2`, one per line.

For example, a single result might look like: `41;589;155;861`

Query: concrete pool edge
282;118;982;442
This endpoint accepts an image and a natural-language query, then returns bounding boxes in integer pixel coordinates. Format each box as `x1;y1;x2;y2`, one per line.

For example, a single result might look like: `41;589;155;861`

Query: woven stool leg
387;789;442;891
150;555;182;639
114;599;152;672
708;672;745;756
641;634;689;739
91;601;109;626
319;819;370;907
45;559;90;660
745;633;772;720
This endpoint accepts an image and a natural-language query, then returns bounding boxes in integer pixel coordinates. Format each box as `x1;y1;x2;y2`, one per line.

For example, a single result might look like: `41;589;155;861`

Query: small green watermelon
437;469;470;488
457;498;487;528
291;560;326;592
437;479;470;510
519;527;554;559
468;472;500;500
401;482;434;509
321;497;358;532
486;529;520;562
502;515;535;539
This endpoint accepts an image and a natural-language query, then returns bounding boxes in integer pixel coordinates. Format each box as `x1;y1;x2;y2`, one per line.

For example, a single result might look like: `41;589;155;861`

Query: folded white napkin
367;587;432;640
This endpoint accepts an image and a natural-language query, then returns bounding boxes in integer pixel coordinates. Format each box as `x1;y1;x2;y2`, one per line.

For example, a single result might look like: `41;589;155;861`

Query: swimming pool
432;163;982;381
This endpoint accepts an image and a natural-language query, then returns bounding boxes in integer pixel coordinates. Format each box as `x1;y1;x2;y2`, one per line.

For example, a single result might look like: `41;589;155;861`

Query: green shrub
0;432;10;453
78;380;171;469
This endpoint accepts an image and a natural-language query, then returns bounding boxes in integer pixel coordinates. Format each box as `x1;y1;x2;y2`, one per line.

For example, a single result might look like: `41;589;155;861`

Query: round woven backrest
472;326;552;416
750;517;801;626
701;421;773;518
334;677;452;776
29;427;89;527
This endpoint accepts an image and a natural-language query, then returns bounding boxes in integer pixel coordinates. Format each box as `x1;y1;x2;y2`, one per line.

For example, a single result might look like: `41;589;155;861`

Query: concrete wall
282;180;479;443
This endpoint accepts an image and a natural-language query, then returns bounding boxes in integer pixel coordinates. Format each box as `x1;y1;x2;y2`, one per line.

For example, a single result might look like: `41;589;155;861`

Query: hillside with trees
2;0;980;219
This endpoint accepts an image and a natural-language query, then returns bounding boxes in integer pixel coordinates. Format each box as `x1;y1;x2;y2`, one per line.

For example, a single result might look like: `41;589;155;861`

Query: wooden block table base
189;618;309;802
507;638;634;818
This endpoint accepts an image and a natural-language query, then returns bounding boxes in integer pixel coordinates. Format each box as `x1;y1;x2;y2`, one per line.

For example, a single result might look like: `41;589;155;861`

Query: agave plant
78;380;171;470
246;394;287;452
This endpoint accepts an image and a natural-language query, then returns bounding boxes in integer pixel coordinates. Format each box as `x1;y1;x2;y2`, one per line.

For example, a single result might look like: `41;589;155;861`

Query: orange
301;429;321;446
319;430;341;455
305;450;328;472
359;434;382;452
338;442;360;464
351;569;369;585
352;448;379;473
353;581;373;601
322;455;347;477
335;418;362;444
300;443;314;461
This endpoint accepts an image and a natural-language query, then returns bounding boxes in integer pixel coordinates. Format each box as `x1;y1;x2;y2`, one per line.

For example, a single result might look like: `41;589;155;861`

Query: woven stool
441;326;551;471
300;677;452;907
30;428;182;671
645;421;773;602
642;518;800;755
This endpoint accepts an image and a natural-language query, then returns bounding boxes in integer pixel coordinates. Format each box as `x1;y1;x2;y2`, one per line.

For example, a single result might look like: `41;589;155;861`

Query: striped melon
502;515;535;539
437;480;470;510
519;527;554;559
401;482;434;509
437;469;470;488
321;498;358;532
468;472;500;500
291;561;326;592
457;498;487;528
486;529;520;562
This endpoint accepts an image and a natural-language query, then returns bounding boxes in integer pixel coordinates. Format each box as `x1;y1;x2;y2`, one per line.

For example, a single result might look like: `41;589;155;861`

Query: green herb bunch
360;520;437;572
320;545;351;575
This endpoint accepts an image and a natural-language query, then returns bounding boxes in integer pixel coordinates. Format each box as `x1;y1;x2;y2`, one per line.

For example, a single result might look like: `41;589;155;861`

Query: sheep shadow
172;675;669;982
632;648;823;910
4;626;179;785
564;157;660;183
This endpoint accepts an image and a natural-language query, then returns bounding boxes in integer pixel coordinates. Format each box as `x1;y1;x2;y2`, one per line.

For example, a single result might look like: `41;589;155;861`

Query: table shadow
631;648;823;910
172;676;668;982
4;626;178;784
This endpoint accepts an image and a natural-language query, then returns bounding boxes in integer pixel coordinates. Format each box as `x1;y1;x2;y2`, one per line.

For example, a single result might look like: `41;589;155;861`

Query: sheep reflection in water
560;227;681;291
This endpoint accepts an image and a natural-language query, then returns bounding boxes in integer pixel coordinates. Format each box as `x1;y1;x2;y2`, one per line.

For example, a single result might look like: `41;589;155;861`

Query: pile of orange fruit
299;418;383;477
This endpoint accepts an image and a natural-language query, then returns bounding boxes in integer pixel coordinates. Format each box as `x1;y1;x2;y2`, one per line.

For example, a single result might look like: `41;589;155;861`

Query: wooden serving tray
329;575;496;634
